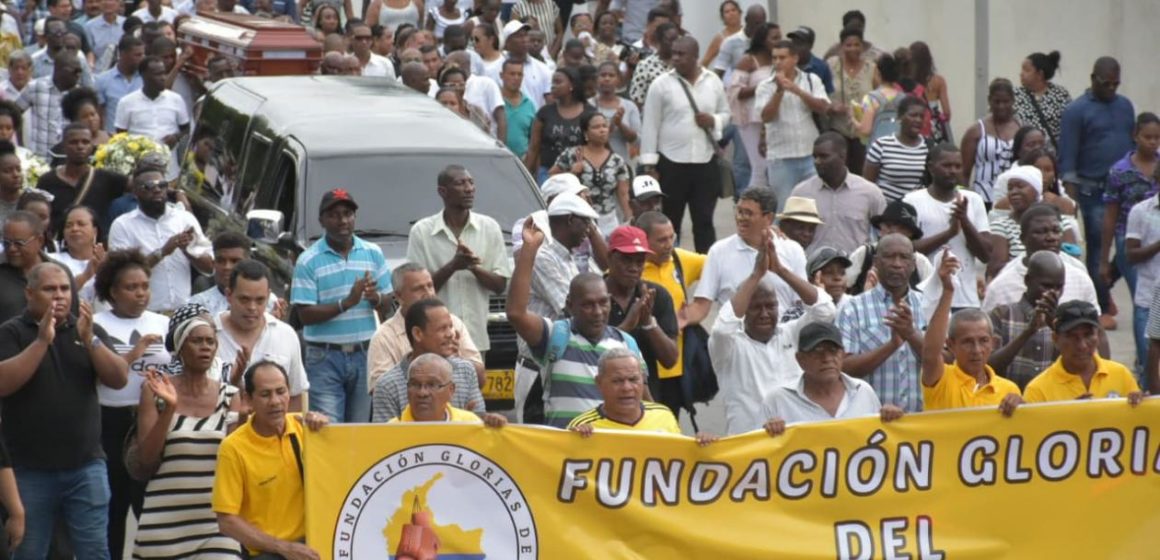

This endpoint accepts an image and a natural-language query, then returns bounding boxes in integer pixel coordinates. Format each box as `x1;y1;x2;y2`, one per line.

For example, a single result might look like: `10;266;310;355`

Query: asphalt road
673;198;1138;436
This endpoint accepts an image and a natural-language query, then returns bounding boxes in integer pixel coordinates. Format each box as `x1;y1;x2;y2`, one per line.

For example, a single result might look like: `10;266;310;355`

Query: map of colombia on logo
332;444;539;559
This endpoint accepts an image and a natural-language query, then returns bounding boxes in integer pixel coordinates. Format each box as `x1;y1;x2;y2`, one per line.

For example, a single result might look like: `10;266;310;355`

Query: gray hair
391;262;428;293
596;348;641;380
948;308;993;339
408;352;452;382
27;261;69;289
7;50;30;67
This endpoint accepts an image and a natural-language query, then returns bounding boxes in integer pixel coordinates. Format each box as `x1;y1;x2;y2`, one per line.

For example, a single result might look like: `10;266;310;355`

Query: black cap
787;26;816;45
807;247;853;277
319;188;358;215
1054;300;1101;333
871;201;924;240
798;321;844;352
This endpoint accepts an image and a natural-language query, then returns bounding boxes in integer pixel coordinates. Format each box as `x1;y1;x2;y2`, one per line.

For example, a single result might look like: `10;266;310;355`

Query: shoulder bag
675;72;735;200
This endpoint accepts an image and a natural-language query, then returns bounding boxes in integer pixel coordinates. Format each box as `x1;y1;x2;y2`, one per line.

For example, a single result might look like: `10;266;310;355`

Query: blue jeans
722;124;750;198
766;155;817;213
1076;191;1110;311
1134;305;1149;385
536;166;550;187
305;345;370;423
14;459;110;560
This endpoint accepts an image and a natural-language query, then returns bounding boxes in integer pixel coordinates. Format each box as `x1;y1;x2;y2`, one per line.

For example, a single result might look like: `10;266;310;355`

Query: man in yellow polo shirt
390;353;509;426
1023;301;1144;404
213;361;329;559
921;251;1022;413
637;211;708;415
568;349;717;445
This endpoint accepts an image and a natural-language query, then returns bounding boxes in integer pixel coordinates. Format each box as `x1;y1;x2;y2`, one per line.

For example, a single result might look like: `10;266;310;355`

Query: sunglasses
138;179;168;192
3;236;37;247
1092;75;1121;88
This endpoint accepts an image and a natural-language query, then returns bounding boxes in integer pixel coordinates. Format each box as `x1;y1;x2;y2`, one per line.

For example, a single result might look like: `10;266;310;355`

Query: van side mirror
246;209;284;244
276;231;305;253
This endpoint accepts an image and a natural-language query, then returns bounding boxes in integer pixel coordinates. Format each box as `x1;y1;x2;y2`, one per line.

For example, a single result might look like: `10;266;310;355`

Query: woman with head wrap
986;165;1080;278
92;249;170;557
131;307;244;558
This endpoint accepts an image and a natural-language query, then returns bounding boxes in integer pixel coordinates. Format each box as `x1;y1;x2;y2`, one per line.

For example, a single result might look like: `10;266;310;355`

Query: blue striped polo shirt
291;236;391;344
530;318;645;428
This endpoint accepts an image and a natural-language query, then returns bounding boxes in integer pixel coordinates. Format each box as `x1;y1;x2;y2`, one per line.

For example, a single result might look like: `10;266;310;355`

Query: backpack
670;253;719;431
868;89;904;144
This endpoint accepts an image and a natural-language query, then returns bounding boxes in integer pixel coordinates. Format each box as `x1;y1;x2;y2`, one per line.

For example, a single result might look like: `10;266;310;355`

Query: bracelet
337;299;346;314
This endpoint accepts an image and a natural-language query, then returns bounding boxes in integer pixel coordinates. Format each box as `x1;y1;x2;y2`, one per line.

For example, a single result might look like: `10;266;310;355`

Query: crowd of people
0;0;1149;558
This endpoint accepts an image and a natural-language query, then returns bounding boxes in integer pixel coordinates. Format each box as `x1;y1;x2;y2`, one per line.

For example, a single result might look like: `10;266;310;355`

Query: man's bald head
745;4;766;24
1023;250;1066;304
877;232;913;255
445;50;471;75
1027;250;1064;278
321;51;345;74
401;61;429;92
408;352;453;384
1093;56;1120;76
569;272;606;299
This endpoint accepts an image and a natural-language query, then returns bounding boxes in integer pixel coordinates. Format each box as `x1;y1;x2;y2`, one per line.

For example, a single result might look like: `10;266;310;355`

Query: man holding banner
388;353;509;427
213;361;329;560
921;249;1023;412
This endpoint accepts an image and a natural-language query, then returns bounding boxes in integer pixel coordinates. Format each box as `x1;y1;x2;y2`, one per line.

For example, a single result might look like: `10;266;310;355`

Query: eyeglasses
138;179;168;192
407;381;452;392
1093;75;1121;88
2;236;37;247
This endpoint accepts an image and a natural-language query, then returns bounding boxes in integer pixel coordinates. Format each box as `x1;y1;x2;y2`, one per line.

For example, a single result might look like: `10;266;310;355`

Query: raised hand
451;238;481;271
765;230;782;273
145;368;177;409
37;305;55;344
344;273;368;311
360;271;379;303
937;247;960;291
127;333;163;364
77;301;94;344
230;346;251;386
521;216;545;249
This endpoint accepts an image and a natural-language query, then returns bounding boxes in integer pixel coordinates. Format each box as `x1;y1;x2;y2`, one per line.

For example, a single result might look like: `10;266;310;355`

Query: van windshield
304;153;543;240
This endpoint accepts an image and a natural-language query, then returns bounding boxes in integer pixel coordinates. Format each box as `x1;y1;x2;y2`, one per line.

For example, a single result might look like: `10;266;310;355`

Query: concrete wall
679;0;1160;142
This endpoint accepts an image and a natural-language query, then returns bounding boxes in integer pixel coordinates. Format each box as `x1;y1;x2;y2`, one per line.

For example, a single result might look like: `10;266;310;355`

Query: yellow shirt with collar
923;362;1021;411
390;404;482;423
1023;355;1140;403
566;402;681;433
211;414;306;555
641;248;706;379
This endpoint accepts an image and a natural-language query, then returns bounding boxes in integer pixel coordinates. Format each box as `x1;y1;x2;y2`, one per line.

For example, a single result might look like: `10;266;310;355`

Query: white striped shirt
970;118;1013;203
866;134;928;202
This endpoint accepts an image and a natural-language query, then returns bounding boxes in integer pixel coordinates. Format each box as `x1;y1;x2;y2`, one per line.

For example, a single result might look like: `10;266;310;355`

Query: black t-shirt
536;102;594;170
0;313;112;469
36;167;129;241
608;280;679;383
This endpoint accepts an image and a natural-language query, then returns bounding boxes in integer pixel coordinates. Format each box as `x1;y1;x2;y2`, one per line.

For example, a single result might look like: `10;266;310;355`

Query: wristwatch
90;336;103;349
155;395;167;413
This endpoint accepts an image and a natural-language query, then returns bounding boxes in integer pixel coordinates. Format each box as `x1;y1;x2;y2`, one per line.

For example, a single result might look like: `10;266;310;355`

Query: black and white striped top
866;133;929;202
132;383;243;559
971;118;1014;203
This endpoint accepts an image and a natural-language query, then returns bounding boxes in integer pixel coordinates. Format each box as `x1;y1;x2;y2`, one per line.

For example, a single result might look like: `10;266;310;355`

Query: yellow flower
128;142;140;151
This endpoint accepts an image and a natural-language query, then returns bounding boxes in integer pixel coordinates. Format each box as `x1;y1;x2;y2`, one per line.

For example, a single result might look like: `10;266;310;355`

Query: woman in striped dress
961;78;1020;209
132;315;242;559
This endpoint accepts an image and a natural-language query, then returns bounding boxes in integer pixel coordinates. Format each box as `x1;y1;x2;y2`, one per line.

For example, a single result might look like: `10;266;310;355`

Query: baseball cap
871;200;924;240
1053;301;1101;334
787;26;816;44
547;192;599;220
319;188;358;214
608;225;654;255
777;196;824;225
631;175;665;200
798;321;844;352
807;247;852;277
540;173;588;201
502;20;532;44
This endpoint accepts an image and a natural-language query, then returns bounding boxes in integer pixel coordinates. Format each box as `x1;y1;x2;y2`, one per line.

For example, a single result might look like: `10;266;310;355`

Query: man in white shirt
688;186;809;327
132;0;178;23
213;259;309;411
483;21;550;109
108;164;213;314
114;55;189;147
756;39;829;213
407;165;511;359
639;36;729;254
761;321;903;434
904;143;991;311
708;229;834;435
349;21;396;79
83;0;124;69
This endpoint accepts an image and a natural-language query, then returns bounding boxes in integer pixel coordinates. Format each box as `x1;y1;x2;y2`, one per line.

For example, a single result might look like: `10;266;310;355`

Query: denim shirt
1058;90;1135;190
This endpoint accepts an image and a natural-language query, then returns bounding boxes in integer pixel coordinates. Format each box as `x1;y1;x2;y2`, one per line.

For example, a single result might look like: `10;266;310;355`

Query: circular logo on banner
332;444;538;559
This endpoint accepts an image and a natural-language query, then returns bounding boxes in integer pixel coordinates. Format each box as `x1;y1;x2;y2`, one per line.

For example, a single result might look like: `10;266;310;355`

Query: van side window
236;133;272;216
268;151;297;233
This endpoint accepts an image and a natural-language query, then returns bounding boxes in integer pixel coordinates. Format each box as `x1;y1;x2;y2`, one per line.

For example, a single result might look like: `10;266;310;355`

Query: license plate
482;369;516;401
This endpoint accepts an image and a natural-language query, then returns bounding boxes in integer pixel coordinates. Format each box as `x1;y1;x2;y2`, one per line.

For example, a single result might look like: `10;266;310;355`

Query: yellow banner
305;399;1160;559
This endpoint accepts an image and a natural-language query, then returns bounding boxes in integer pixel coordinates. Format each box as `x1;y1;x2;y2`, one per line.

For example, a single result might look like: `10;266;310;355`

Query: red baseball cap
608;225;654;255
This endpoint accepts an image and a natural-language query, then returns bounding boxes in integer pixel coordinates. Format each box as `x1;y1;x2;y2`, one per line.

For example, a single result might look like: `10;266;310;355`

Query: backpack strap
670;251;689;301
288;432;305;481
